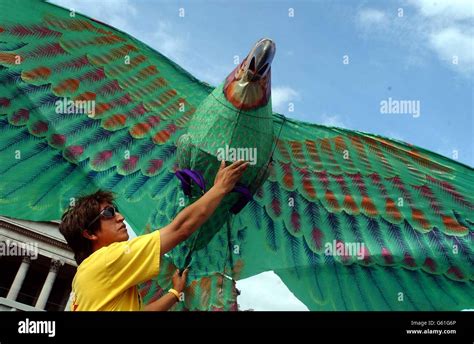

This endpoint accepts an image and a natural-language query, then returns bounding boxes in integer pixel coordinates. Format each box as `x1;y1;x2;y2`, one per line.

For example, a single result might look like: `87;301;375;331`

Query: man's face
95;202;129;246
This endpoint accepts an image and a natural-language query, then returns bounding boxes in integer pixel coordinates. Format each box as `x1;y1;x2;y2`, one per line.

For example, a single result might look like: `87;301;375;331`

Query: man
59;159;249;311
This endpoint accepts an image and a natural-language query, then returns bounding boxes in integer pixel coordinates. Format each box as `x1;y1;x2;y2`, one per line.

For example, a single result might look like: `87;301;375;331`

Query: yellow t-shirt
70;230;161;311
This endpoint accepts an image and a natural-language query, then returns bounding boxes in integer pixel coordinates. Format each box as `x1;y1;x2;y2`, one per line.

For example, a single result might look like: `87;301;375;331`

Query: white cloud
355;2;474;76
356;0;474;76
320;113;347;128
357;8;387;26
430;27;474;68
409;0;474;20
409;0;474;75
149;22;188;62
236;271;309;311
145;24;226;85
272;86;300;112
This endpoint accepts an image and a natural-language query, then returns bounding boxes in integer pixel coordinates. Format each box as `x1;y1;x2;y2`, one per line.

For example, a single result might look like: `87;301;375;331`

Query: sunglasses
87;205;119;229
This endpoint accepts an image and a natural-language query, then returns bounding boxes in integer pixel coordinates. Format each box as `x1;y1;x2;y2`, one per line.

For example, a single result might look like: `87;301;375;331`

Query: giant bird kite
0;0;472;310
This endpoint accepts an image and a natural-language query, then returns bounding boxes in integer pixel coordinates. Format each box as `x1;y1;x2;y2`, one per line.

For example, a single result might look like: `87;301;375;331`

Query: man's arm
159;159;248;255
143;268;189;311
143;292;179;311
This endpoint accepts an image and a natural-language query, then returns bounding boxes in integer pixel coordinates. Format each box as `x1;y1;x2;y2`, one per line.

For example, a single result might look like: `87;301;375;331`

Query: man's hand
143;268;189;311
214;159;249;194
172;268;189;293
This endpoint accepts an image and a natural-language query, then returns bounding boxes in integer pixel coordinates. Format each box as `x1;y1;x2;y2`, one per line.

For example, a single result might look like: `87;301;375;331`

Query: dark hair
59;190;115;265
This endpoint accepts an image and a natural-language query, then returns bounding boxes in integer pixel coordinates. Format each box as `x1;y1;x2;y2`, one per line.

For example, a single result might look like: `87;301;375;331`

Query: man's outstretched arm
159;159;249;255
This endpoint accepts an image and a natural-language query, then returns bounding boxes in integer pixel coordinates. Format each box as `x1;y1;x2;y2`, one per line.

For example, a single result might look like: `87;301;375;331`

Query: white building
0;216;76;311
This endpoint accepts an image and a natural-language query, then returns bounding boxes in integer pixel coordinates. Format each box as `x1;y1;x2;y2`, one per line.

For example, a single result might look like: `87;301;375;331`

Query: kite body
174;39;275;250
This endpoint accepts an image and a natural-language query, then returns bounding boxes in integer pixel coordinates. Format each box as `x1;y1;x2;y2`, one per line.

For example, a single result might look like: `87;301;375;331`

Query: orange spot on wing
0;52;21;64
343;195;359;214
153;124;177;144
276;139;291;162
300;168;316;199
289;141;305;165
74;91;96;102
325;190;340;211
305;139;323;170
53;78;80;95
21;67;51;82
302;177;316;199
130;122;151;138
320;138;341;172
361;196;378;217
412;208;431;230
103;114;127;130
138;65;158;78
94;102;111;116
408;148;451;173
152;131;169;144
442;215;468;235
385;198;402;222
280;162;294;189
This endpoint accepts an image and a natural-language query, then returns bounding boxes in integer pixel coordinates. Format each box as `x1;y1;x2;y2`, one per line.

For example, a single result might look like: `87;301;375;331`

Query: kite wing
0;0;211;227
0;0;241;310
228;113;474;310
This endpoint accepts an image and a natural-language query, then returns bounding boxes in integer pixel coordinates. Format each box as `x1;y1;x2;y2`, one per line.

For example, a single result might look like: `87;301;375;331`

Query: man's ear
82;229;98;241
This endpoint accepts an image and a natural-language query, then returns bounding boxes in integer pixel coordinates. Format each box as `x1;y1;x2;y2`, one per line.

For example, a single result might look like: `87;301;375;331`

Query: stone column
6;256;31;301
35;259;63;310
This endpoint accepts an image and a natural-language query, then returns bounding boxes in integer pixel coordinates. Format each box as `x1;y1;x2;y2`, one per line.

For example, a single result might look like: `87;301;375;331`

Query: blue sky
50;0;473;310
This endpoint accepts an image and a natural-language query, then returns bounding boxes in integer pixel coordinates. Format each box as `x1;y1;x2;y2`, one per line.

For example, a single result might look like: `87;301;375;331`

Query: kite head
223;38;276;111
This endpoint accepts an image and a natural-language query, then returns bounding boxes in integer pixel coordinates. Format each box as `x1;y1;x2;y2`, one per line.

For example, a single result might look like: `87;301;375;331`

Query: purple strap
230;183;253;214
176;170;252;213
175;169;206;196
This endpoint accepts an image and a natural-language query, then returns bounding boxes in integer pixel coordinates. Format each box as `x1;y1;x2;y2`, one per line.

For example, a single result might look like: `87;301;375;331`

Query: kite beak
244;38;276;82
223;38;276;110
